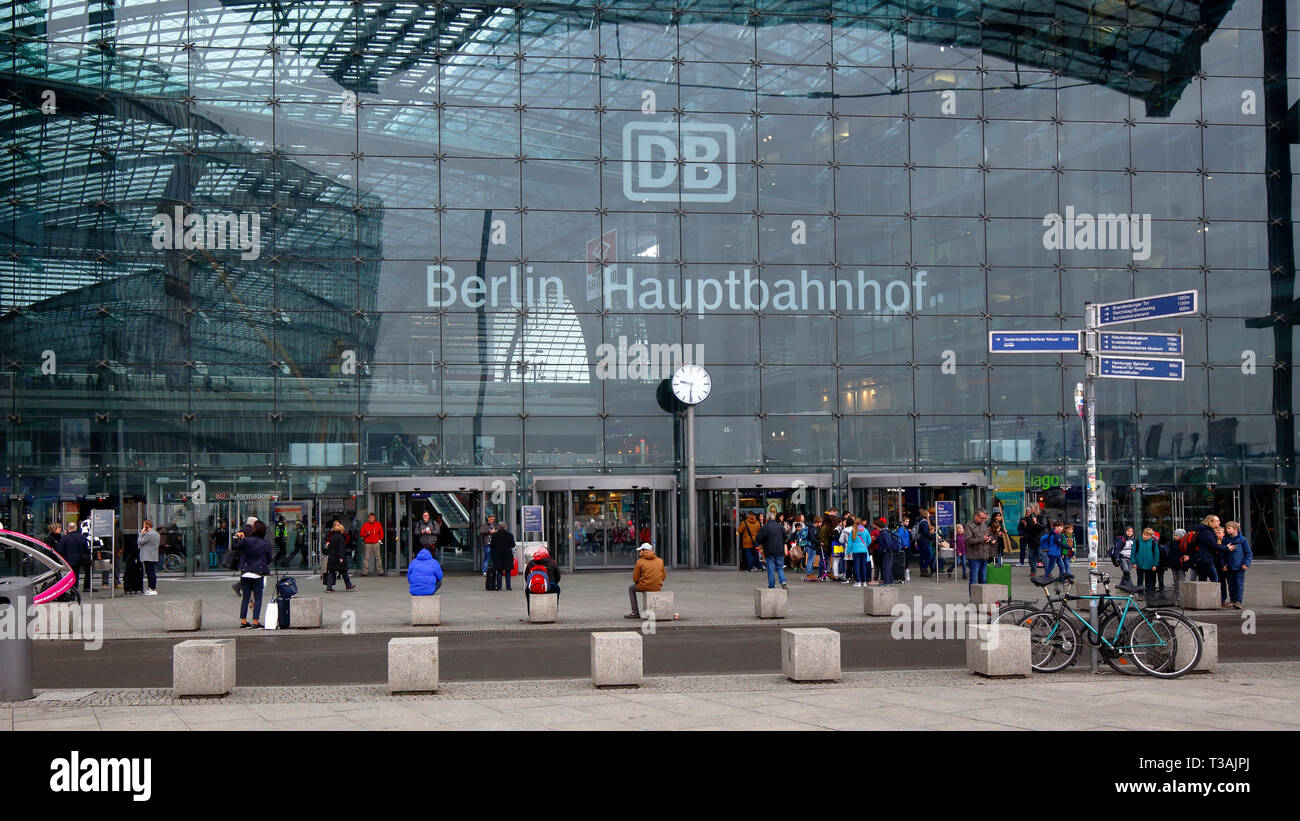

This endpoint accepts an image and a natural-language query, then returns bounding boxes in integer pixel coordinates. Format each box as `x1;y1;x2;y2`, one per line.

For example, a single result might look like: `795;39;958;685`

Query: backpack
1175;531;1196;568
527;565;551;594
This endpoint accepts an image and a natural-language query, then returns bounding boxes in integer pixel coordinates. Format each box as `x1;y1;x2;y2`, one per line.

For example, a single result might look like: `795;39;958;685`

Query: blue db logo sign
622;122;735;203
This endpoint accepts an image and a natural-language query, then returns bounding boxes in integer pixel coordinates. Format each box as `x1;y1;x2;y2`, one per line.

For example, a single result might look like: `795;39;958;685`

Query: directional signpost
989;289;1198;672
1096;289;1197;326
1098;331;1182;356
1097;355;1184;381
987;331;1082;353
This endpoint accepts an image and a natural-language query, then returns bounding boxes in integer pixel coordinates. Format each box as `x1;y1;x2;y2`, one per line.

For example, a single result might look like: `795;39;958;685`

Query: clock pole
686;402;697;569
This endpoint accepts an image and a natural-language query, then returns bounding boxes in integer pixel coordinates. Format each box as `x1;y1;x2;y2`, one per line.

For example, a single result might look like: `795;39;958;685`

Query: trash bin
0;576;37;701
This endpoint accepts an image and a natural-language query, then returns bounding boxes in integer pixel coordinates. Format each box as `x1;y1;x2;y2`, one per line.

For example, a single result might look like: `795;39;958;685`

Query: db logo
622;122;735;203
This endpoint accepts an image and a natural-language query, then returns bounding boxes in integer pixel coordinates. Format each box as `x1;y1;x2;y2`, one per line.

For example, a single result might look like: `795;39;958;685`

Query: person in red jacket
359;513;386;576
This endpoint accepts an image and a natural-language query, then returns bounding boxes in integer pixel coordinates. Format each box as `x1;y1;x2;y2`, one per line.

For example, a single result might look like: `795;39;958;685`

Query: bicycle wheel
1128;610;1202;679
1097;611;1143;676
1022;610;1079;673
992;602;1038;627
163;553;184;573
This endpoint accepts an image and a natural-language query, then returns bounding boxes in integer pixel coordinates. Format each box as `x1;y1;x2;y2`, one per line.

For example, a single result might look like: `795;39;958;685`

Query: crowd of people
200;502;1252;627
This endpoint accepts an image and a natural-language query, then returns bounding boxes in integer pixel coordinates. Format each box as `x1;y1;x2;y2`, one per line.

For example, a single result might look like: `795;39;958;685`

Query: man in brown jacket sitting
625;543;666;619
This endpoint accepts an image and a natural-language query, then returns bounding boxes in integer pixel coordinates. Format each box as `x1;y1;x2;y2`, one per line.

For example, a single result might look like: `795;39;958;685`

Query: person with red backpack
524;545;561;618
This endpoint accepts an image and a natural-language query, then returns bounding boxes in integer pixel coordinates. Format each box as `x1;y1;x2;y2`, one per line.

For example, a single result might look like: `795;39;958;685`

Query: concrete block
590;632;643;687
639;590;675;616
1173;620;1217;674
388;637;439;694
969;583;1008;606
173;639;235;697
862;584;899;616
1282;580;1300;608
781;628;840;682
527;593;558;623
411;595;441;626
164;599;202;632
1180;581;1220;610
754;587;788;619
290;596;323;628
966;624;1031;677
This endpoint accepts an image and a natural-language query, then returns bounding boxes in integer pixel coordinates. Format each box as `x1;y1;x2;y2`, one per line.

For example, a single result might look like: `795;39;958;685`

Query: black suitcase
892;550;907;582
277;597;291;628
123;561;144;594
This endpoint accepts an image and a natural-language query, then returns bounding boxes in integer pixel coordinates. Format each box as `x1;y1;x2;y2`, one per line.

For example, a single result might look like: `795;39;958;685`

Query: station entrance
847;473;991;532
367;477;516;573
697;475;832;569
534;476;677;571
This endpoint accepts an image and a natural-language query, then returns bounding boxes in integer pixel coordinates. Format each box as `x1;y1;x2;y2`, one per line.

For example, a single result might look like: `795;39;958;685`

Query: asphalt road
31;613;1300;688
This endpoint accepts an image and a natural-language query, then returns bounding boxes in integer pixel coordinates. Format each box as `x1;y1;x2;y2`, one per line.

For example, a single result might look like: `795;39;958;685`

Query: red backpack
527;564;551;594
1175;531;1196;567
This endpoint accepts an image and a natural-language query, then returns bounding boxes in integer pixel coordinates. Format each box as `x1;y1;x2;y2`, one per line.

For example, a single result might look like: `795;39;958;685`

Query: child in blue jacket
1040;522;1071;581
1220;521;1252;609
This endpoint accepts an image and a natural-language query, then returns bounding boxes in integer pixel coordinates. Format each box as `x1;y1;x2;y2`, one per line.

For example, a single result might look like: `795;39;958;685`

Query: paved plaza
58;560;1300;638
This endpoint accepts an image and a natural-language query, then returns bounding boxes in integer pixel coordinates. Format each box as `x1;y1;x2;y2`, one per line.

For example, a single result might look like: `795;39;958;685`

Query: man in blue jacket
408;548;444;595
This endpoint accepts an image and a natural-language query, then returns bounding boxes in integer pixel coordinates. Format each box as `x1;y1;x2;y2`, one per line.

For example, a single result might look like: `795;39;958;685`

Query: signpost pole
1083;304;1100;674
686;404;697;569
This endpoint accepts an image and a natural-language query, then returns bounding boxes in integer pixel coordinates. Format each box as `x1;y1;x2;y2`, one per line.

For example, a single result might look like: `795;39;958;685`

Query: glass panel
572;490;607;569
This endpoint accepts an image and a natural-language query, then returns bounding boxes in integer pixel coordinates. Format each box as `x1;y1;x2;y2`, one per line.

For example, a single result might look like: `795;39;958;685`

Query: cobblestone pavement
42;560;1300;639
6;662;1299;732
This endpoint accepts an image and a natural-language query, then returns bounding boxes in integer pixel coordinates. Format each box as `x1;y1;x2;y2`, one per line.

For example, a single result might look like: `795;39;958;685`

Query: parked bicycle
993;569;1202;678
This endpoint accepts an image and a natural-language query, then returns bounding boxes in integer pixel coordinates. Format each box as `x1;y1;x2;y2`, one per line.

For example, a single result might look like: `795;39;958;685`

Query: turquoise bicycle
1014;570;1202;678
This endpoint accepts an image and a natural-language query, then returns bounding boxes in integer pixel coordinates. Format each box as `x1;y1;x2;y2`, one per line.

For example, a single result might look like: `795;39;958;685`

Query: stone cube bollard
290;596;323;628
639;590;675;617
862;585;899;616
1282;580;1300;608
966;624;1031;677
388;637;439;694
164;599;202;632
411;595;441;626
173;639;236;697
754;587;788;619
781;628;840;682
527;593;558;623
590;632;643;687
969;583;1008;606
1180;581;1220;610
1170;620;1215;674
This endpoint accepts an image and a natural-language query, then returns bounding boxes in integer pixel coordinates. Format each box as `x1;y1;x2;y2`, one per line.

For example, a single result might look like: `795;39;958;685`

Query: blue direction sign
936;500;956;529
1098;331;1183;356
988;330;1082;353
522;504;543;534
1097;356;1185;381
1096;290;1197;326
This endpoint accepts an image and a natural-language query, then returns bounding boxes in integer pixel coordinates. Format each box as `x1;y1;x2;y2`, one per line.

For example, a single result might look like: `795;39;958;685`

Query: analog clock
671;364;712;405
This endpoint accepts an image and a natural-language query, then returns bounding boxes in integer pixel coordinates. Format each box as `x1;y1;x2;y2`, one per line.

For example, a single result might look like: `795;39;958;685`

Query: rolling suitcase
123;560;144;594
277;597;291;628
891;550;907;583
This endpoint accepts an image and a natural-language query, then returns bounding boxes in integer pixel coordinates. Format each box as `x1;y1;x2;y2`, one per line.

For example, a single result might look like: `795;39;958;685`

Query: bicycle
1000;570;1202;678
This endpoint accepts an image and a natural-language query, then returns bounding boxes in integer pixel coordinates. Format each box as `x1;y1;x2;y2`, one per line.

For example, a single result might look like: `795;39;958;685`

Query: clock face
671;365;711;405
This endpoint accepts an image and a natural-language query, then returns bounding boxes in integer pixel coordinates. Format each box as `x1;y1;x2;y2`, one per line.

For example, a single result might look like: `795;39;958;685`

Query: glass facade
2;0;1299;568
